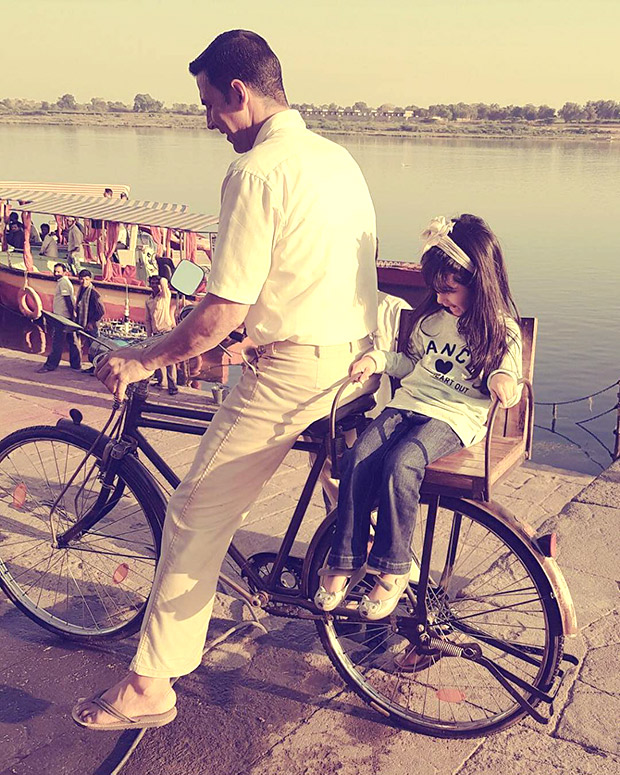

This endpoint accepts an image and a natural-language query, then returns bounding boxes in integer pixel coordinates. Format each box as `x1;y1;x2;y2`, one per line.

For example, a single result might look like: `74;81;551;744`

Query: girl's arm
350;325;423;382
487;319;522;408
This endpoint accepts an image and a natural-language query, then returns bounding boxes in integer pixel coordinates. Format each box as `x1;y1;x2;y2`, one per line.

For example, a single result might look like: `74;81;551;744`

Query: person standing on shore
73;28;378;731
36;263;81;373
76;269;105;374
145;275;178;395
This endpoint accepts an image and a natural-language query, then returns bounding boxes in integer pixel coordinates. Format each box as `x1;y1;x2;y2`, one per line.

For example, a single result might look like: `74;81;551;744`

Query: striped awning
0;181;131;198
0;187;218;233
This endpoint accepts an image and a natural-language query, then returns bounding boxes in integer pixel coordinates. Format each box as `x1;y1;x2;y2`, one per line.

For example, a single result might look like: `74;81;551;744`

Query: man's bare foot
74;672;176;727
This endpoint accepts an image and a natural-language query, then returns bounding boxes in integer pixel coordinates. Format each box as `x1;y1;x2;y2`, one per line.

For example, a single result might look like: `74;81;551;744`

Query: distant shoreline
1;111;619;143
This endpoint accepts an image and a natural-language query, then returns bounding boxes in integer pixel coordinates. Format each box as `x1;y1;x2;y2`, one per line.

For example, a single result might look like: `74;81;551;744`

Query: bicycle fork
55;440;132;548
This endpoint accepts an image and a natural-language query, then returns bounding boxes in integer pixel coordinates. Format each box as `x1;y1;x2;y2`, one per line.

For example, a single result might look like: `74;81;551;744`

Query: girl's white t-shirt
370;309;522;446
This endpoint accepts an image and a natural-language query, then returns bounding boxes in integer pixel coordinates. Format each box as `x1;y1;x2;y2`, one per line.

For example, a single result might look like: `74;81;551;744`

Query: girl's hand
489;373;518;408
349;355;377;383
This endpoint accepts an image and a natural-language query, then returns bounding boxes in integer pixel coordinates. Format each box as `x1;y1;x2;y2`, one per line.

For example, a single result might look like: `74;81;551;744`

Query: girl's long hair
411;214;520;392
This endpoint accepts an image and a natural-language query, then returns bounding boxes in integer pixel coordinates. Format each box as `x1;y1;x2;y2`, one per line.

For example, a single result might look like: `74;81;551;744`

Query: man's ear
230;79;249;107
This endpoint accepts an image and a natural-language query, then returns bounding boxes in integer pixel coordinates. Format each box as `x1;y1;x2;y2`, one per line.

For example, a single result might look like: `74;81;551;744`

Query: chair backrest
396;310;537;440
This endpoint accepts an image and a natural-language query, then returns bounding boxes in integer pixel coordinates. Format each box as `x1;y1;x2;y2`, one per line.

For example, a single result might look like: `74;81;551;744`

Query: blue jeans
327;407;463;574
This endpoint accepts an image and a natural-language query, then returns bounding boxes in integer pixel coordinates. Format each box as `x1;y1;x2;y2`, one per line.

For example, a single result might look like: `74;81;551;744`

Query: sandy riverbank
1;111;619;142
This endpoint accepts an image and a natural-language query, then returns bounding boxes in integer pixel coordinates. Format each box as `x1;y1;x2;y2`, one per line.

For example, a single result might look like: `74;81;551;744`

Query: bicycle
0;312;578;739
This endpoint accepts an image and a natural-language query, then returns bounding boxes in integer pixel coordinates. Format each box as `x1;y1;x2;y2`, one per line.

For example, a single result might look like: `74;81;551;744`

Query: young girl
315;213;522;621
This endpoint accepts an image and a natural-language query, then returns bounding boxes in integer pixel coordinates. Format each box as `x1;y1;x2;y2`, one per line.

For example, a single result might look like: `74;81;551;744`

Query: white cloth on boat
207;109;378;346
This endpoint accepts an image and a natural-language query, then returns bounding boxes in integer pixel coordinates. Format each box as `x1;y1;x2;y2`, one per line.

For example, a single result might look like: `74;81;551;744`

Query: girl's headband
420;216;474;273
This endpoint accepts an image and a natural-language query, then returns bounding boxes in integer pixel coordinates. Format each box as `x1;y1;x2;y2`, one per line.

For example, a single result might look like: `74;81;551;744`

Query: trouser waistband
256;336;372;357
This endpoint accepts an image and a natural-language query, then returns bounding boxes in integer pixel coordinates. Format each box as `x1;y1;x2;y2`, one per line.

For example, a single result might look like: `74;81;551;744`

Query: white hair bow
419;215;473;272
420;216;454;247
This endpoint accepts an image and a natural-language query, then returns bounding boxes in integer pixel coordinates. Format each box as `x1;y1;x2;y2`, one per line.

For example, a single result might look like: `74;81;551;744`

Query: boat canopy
0;181;131;198
0;187;218;233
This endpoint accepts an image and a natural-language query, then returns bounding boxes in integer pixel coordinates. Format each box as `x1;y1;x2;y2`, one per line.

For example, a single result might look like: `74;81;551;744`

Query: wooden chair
395;310;537;501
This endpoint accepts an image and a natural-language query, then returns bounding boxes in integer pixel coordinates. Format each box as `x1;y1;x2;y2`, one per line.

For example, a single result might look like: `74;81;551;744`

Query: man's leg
75;338;372;725
41;323;64;370
68;331;82;370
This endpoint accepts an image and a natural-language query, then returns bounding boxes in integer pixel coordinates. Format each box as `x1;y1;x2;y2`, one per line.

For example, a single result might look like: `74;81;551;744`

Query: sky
1;0;618;109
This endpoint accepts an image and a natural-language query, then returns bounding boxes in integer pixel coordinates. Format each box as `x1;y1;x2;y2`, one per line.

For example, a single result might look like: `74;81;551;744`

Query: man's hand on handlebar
349;354;377;383
95;348;154;402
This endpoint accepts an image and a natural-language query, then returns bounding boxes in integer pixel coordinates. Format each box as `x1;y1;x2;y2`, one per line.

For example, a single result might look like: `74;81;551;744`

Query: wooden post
614;382;620;461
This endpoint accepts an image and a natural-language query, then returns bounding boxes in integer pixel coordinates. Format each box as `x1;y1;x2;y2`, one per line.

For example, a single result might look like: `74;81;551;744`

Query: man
74;29;378;730
6;221;24;250
39;222;59;259
66;216;84;274
76;269;105;373
145;275;178;395
36;263;81;373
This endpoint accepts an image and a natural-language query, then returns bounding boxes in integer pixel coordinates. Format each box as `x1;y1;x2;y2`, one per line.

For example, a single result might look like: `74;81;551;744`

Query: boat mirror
42;310;83;331
169;260;205;296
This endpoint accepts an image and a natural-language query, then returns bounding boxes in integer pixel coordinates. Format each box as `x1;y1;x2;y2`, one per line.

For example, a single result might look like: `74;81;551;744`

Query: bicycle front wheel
311;497;564;738
0;425;164;641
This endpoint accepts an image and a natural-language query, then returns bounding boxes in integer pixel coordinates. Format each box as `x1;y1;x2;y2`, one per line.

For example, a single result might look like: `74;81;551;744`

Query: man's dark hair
189;30;287;104
54;263;67;272
78;269;93;279
8;212;19;222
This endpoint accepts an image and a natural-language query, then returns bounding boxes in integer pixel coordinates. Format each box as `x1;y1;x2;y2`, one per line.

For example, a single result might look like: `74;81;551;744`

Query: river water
0;124;618;472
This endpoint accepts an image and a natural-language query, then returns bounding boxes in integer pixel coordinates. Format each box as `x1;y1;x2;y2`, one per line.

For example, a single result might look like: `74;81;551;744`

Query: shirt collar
253;109;306;148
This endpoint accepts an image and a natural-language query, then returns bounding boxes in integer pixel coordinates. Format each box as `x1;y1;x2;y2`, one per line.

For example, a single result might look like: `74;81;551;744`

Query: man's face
80;275;92;288
149;279;160;295
10;223;18;232
196;71;253;153
53;266;64;278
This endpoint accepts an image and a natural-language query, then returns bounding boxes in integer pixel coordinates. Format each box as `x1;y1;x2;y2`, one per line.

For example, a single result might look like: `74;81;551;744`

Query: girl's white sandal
314;565;367;612
358;566;411;621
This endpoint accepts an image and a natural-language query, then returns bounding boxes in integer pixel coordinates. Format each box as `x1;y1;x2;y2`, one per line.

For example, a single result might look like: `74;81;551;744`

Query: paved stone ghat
0;345;618;775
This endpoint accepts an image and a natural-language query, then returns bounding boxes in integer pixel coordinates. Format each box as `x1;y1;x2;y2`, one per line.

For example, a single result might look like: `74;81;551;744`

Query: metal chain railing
534;379;620;468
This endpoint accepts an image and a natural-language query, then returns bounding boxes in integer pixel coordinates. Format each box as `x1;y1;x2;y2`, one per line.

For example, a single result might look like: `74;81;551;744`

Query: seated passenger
39;223;59;259
315;214;522;638
6;221;25;250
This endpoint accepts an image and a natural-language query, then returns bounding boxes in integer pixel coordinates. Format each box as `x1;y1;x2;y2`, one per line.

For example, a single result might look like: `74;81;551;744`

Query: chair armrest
484;378;534;499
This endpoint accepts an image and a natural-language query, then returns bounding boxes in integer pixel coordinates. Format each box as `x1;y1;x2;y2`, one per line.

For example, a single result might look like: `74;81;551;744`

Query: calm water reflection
0;125;618;471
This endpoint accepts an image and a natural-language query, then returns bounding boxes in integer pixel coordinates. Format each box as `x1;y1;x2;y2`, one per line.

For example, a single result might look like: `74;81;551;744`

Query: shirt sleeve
144;301;153;336
368;322;423;379
206;168;280;304
59;277;72;296
487;319;523;407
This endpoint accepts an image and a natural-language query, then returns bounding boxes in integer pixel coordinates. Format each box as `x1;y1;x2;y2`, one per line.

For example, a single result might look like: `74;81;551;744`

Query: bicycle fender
467;499;578;637
301;508;338;596
55;416;112;455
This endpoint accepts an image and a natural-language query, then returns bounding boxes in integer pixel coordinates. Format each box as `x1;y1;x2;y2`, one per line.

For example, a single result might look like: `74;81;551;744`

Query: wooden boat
0;183;216;324
0;182;429;384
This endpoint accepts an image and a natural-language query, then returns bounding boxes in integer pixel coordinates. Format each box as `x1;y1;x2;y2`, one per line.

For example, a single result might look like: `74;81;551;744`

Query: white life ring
18;286;43;320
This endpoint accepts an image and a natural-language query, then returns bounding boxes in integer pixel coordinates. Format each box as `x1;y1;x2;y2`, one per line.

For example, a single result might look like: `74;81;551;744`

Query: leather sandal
358;566;411;621
314;565;367;612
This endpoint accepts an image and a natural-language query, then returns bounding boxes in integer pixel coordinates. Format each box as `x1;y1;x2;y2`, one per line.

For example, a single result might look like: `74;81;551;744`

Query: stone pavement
0;348;618;775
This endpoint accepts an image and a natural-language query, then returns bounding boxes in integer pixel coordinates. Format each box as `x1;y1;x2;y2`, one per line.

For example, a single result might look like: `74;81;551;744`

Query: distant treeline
1;94;619;123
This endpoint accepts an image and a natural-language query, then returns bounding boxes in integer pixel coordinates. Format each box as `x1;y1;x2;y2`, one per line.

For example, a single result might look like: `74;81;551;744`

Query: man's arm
96;293;248;400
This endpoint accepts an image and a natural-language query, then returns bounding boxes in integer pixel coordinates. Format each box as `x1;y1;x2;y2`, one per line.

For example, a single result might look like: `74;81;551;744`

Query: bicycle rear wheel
311;497;564;738
0;425;164;641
